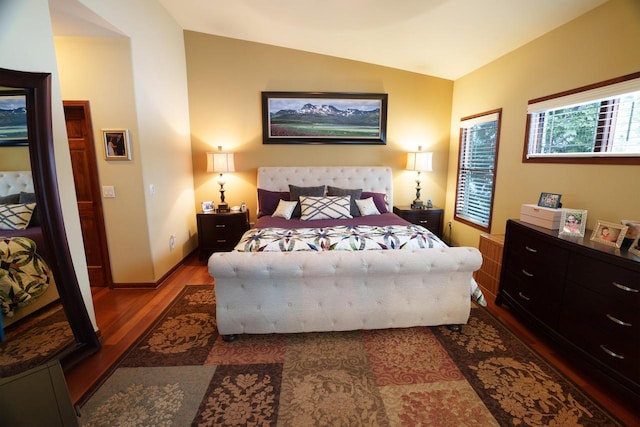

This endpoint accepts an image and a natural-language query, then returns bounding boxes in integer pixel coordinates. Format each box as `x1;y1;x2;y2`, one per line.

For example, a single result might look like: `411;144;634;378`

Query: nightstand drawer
197;210;249;258
393;206;444;238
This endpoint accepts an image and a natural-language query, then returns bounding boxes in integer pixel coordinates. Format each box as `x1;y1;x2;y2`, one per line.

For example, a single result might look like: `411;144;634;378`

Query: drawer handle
521;269;534;277
525;246;537;253
599;345;625;360
419;220;428;224
216;239;227;243
215;224;227;228
518;292;531;301
611;281;639;293
606;314;632;327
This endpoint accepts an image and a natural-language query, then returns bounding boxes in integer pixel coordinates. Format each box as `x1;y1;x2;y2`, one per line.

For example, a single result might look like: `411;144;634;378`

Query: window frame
523;72;640;165
454;108;502;233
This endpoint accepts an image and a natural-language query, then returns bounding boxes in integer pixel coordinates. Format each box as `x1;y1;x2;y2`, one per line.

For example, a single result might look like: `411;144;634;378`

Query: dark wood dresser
497;219;639;400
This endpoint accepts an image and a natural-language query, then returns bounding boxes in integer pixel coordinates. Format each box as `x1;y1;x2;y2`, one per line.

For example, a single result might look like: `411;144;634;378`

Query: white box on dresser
520;204;562;229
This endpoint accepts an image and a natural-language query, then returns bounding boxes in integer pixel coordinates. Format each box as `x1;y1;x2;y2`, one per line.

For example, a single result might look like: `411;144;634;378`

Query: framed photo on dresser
629;237;640;257
590;220;628;248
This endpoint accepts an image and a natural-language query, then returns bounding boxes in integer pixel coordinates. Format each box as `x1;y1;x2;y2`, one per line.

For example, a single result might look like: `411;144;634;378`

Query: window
525;72;640;164
455;109;501;232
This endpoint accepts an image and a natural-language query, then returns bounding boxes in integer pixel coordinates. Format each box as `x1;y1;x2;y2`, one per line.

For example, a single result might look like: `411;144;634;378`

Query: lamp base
216;202;230;213
411;200;425;209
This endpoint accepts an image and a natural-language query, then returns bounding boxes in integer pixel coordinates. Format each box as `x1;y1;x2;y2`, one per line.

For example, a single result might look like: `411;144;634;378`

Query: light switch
102;185;116;198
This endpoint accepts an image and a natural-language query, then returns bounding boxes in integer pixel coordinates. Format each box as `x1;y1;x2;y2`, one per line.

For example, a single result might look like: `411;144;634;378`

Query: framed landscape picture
0;91;28;146
261;92;388;145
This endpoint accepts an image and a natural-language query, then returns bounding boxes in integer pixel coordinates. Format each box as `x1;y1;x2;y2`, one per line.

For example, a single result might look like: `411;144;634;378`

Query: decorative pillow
360;191;388;213
19;192;40;227
0;193;20;205
272;200;297;220
327;186;362;217
289;185;325;217
257;188;290;218
300;196;352;221
0;203;36;230
355;197;381;216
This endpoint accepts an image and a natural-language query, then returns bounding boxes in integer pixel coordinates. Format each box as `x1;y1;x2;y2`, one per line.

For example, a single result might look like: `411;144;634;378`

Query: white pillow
355;197;381;216
300;196;352;221
272;200;297;219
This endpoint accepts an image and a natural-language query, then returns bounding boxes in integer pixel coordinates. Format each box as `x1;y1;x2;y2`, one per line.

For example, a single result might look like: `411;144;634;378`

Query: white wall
0;0;96;326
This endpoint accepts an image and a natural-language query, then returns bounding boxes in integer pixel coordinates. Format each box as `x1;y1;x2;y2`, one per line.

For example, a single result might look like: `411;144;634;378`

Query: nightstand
197;210;250;260
393;206;444;238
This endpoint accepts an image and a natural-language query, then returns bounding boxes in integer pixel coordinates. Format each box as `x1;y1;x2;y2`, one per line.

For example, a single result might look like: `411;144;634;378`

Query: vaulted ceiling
50;0;608;80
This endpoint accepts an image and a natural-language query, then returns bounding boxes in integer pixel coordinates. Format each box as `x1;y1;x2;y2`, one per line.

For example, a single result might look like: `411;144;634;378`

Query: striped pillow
299;196;352;221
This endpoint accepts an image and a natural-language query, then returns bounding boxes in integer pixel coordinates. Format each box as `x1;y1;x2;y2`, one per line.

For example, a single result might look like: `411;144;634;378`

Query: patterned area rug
0;302;74;377
79;285;622;426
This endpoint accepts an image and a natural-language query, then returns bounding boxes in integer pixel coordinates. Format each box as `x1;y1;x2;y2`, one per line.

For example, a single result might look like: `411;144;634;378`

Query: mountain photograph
268;100;383;139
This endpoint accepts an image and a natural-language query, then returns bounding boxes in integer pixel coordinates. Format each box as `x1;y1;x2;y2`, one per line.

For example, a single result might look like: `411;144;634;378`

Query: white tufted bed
208;166;483;339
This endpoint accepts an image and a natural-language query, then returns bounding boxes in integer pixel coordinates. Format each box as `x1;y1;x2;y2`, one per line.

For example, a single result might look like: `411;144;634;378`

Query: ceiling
50;0;608;80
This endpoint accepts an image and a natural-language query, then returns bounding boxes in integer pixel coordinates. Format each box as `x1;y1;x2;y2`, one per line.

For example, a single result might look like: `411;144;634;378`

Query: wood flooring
65;253;639;425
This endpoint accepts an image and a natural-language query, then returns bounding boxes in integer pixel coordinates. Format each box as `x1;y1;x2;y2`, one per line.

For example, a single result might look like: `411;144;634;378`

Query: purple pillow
257;188;290;218
361;192;388;213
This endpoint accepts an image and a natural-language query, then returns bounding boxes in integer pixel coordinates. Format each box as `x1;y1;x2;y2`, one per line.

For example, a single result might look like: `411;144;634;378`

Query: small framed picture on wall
102;129;131;160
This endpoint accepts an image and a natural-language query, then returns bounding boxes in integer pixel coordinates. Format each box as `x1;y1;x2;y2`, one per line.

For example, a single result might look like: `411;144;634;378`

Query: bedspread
235;224;445;252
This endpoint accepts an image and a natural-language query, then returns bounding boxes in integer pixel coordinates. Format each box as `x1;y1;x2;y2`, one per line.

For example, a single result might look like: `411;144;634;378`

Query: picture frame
558;209;587;237
537;192;562;208
0;91;28;146
201;201;215;213
261;92;388;145
629;236;640;257
102;129;131;160
590;220;628;248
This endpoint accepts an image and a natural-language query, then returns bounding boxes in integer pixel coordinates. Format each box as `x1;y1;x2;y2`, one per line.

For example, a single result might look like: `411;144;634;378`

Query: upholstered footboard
208;247;482;337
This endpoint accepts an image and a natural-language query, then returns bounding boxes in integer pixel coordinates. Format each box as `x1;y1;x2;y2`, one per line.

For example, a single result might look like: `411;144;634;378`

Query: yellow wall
55;36;154;282
184;32;454;221
447;0;640;248
52;0;197;283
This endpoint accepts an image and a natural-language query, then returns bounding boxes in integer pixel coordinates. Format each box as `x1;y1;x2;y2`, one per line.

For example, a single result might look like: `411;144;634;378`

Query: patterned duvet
234;224;445;252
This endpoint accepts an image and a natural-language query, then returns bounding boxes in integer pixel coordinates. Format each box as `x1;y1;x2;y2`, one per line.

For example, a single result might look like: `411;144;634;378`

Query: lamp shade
406;151;433;172
207;151;235;173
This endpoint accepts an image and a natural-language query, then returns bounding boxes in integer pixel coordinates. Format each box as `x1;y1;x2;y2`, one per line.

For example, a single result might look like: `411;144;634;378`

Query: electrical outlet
169;234;176;250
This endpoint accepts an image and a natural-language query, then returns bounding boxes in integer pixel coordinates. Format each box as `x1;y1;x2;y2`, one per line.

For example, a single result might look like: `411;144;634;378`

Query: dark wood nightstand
197;210;250;259
393;206;444;238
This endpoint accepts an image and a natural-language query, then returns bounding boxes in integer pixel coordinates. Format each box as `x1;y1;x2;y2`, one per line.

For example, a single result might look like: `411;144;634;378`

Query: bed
208;166;483;340
0;171;58;327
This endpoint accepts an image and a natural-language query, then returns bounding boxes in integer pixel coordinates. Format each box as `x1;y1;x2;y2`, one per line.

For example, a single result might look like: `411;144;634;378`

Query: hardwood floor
65;253;639;425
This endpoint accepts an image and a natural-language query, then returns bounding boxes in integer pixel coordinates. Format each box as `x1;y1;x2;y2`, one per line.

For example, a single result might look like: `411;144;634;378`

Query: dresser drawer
559;283;639;382
567;255;640;307
559;282;639;345
502;270;563;327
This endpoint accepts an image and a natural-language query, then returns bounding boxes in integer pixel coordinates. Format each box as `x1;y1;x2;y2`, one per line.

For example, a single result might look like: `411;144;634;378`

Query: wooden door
63;101;113;287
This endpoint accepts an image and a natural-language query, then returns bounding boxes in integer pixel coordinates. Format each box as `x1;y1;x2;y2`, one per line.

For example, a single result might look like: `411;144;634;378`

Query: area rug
0;302;74;377
78;285;622;426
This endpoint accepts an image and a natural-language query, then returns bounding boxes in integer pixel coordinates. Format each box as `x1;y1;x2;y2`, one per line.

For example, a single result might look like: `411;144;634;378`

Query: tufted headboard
0;171;34;196
257;166;393;210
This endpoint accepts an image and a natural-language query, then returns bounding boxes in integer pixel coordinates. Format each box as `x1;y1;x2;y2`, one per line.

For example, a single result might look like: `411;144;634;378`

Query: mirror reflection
0;69;99;378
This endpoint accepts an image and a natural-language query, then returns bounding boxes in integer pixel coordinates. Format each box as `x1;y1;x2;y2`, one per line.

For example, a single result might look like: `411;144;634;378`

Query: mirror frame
1;67;100;370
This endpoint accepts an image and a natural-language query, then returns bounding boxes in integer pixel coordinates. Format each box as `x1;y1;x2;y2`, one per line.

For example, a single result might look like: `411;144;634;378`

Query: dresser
497;220;639;399
393;206;444;238
197;210;250;259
